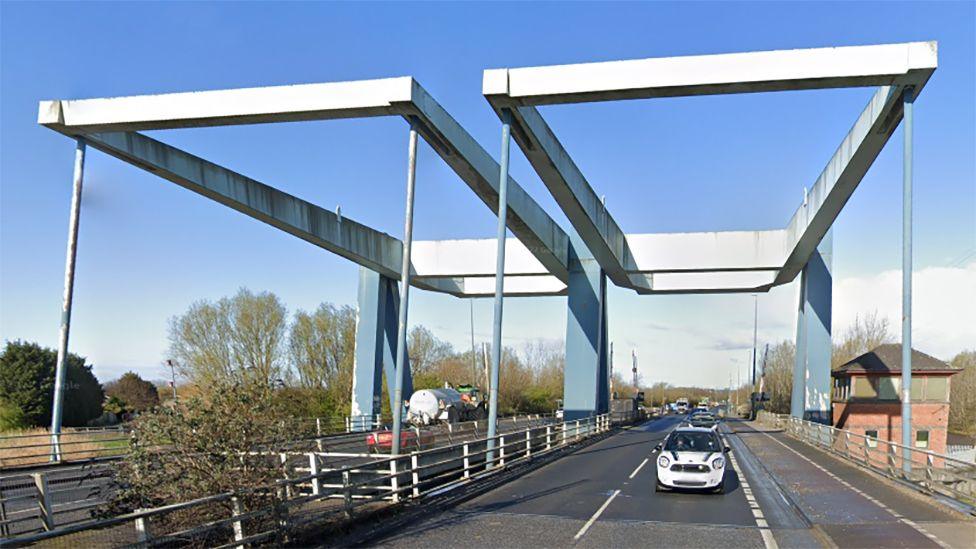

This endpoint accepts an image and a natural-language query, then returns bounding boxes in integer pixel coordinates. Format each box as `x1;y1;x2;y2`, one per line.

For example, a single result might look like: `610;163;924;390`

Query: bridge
5;41;974;547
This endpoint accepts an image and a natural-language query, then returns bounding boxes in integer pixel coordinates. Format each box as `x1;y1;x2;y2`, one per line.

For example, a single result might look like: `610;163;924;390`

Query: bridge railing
756;412;976;508
4;412;635;546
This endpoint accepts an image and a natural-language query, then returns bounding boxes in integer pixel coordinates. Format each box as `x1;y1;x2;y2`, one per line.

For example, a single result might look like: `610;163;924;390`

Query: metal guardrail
756;411;976;507
0;416;383;469
0;413;556;538
3;412;634;547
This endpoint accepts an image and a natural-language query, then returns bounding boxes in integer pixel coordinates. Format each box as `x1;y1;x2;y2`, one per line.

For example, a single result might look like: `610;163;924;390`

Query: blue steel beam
351;268;412;428
791;230;832;422
563;235;609;421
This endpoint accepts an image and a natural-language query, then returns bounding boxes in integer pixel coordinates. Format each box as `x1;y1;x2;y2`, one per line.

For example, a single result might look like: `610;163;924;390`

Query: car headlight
712;457;725;469
657;455;670;468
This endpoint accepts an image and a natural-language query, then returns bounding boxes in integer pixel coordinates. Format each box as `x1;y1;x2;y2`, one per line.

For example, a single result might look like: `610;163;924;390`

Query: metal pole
391;124;419;456
50;139;86;462
609;342;614;400
470;299;477;384
901;87;914;474
751;294;758;389
482;341;490;396
486;109;512;467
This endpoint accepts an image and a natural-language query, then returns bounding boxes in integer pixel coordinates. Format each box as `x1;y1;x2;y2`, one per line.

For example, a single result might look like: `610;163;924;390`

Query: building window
876;377;900;400
916;430;929;449
854;377;876;398
865;430;879;448
925;377;948;401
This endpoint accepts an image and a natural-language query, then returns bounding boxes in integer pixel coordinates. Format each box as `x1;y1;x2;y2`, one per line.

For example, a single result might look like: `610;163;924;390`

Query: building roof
833;344;960;375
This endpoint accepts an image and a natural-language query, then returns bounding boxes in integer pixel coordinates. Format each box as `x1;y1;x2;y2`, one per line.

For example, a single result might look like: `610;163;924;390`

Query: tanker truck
406;383;488;425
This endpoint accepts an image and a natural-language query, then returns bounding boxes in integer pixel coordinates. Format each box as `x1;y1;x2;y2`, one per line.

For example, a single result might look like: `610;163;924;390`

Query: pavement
357;416;975;549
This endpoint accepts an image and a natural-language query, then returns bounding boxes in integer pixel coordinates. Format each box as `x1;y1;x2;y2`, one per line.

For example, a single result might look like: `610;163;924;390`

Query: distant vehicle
407;384;487;425
675;397;690;414
366;428;436;453
688;412;718;429
652;427;730;494
695;404;709;413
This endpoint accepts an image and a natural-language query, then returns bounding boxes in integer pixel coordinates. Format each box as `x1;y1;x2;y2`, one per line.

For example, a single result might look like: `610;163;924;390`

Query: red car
366;429;436;453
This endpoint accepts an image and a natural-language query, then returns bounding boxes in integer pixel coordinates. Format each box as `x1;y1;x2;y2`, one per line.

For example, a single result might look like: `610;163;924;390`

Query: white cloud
833;261;976;360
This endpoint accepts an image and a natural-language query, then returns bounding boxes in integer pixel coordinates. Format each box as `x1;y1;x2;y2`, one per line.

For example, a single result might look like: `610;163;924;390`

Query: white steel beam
38;78;571;281
483;42;937;105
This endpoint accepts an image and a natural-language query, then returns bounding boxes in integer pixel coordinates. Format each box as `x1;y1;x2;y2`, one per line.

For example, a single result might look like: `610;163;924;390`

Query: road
358;416;973;548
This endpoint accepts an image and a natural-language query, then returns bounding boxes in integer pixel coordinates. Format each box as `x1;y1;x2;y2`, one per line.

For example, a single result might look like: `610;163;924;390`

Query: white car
652;427;729;494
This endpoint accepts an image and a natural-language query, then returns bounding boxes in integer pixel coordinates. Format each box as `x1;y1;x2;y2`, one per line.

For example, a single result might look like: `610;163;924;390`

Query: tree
408;326;454;376
761;341;796;414
168;288;288;392
288;304;356;414
0;340;103;428
833;311;894;368
948;350;976;435
105;372;160;413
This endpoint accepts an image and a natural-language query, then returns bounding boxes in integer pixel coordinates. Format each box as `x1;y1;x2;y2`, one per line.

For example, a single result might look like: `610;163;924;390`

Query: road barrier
3;412;634;547
757;412;976;509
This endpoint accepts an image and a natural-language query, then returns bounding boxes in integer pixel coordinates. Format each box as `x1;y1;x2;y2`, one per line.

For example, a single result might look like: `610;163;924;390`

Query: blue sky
1;1;974;388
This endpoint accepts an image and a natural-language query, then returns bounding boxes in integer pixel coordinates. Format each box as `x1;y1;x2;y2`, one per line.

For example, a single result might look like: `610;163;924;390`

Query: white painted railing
5;412;635;546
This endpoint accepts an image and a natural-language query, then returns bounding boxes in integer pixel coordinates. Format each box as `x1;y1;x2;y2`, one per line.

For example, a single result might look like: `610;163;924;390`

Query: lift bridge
21;41;976;548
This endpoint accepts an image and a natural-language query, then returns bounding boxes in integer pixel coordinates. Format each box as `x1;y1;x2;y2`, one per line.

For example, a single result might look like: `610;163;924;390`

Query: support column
487;109;513;467
50;139;86;461
901;87;914;474
563;236;609;421
350;268;411;431
791;230;833;423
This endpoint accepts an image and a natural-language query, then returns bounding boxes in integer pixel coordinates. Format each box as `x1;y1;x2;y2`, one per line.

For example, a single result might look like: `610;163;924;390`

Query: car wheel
655;480;669;492
712;481;725;495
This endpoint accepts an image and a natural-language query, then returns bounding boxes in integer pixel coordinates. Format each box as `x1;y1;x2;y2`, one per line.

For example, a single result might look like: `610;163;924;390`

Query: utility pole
609;341;614;401
751;294;758;391
166;359;178;400
631;349;639;392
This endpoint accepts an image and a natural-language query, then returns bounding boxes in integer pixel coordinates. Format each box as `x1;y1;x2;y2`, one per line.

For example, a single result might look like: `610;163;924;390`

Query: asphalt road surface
362;415;810;548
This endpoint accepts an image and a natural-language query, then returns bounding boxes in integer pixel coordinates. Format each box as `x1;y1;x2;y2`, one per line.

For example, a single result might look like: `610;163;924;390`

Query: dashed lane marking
629;458;649;479
574;489;621;541
757;429;950;549
727;449;779;549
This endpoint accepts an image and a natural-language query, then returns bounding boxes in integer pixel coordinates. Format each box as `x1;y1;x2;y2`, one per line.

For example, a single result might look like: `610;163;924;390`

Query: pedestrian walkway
727;420;975;549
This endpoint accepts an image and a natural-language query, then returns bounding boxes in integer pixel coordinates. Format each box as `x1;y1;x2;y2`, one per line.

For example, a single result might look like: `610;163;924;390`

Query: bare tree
408;326;454;375
949;350;976;435
168;288;288;392
833;311;893;368
289;304;356;392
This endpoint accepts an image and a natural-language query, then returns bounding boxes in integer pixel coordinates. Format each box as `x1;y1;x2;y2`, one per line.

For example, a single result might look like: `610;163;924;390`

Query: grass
0;427;130;468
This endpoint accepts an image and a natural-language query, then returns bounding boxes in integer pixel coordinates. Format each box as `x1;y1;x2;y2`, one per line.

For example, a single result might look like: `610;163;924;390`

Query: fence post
499;436;506;467
562;422;568;446
526;429;532;457
343;470;353;518
316;418;324;452
546;426;552;450
279;453;292;500
231;496;245;548
345;416;351;432
575;420;580;442
32;473;54;531
390;459;400;503
134;511;149;545
463;443;471;479
844;432;851;458
411;453;420;498
309;453;321;496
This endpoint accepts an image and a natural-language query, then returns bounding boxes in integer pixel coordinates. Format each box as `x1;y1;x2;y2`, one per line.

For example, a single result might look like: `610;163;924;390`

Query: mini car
652;427;730;493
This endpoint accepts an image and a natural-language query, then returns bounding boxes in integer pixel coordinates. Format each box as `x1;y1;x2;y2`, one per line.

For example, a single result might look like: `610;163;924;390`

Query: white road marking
757;429;950;549
629;458;649;479
726;447;778;549
574;489;621;540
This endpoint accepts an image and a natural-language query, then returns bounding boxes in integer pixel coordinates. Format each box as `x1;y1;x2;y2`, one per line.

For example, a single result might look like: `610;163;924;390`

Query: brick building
832;344;961;456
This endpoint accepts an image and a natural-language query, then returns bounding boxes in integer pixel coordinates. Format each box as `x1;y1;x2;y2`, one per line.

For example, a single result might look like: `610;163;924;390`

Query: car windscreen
664;431;721;452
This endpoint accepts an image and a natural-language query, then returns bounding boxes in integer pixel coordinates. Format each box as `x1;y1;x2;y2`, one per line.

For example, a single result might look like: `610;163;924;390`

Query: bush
0;400;28;432
105;383;314;538
0;340;103;427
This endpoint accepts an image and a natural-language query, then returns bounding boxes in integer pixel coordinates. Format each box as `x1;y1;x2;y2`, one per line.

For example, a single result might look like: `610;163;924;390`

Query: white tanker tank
407;384;487;425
